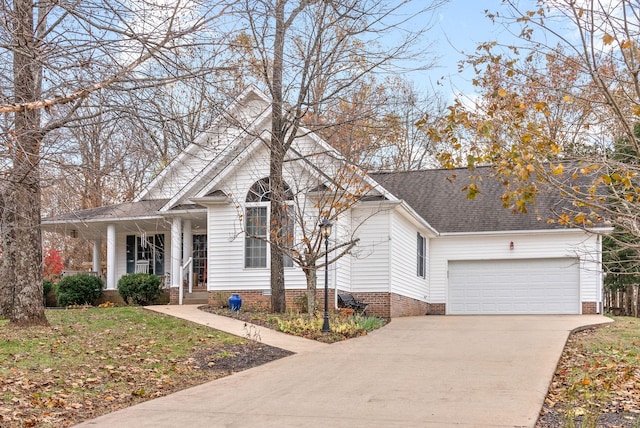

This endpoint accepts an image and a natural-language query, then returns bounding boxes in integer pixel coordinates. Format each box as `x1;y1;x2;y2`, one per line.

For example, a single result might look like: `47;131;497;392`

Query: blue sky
409;0;526;101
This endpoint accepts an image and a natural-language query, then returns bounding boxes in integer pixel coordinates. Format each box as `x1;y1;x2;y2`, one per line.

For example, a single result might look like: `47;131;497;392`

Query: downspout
597;234;603;314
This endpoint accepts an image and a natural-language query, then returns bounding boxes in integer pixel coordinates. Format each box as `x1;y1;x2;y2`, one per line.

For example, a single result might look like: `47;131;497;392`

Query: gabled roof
370;167;570;234
135;86;273;206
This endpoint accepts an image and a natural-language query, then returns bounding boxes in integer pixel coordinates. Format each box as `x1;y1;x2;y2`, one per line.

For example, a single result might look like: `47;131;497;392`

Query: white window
244;178;294;268
193;234;208;285
245;206;268;268
125;234;165;275
417;232;426;278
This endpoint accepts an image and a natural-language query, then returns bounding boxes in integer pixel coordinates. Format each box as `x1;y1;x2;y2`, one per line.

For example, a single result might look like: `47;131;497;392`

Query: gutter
42;214;166;226
438;226;614;237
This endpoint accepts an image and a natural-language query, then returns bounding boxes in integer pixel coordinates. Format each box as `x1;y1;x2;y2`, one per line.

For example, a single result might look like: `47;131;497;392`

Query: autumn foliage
43;248;64;282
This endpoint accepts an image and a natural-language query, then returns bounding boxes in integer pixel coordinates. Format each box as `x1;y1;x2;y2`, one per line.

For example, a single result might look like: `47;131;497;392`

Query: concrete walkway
144;305;328;354
76;307;611;428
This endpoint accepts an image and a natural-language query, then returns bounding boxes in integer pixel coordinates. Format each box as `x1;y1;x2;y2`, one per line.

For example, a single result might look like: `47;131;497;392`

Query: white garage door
448;258;580;315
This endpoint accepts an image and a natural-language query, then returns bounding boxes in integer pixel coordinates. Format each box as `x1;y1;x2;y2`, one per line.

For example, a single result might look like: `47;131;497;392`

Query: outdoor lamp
319;218;332;333
319;218;332;239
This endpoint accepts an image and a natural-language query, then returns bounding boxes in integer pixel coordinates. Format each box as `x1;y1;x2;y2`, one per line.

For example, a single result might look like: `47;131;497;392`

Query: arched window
246;177;293;202
244;178;294;268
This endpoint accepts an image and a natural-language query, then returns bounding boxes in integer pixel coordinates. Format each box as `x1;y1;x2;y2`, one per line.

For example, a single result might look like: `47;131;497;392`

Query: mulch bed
187;343;293;374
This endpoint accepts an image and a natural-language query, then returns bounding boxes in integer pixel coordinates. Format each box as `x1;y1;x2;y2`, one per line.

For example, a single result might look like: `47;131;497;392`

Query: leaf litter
0;307;291;427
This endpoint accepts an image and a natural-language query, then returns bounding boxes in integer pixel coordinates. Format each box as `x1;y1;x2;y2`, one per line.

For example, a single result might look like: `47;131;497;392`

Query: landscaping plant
117;273;163;305
55;274;103;307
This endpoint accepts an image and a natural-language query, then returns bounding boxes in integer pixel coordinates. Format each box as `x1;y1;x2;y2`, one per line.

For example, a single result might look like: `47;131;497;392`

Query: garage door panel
448;259;580;315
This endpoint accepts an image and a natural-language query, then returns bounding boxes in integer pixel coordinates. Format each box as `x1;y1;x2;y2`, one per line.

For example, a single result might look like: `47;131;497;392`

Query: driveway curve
76;314;611;428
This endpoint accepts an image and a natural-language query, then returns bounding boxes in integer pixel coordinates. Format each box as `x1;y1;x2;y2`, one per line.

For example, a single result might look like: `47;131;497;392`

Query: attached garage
448;258;581;315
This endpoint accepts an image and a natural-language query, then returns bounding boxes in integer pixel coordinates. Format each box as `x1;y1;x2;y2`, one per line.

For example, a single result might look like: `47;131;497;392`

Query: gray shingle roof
43;199;170;224
370;167;568;233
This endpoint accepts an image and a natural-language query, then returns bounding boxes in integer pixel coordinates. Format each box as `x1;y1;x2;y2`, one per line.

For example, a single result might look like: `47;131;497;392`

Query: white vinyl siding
350;207;391;293
335;210;352;293
205;147;310;291
388;211;429;302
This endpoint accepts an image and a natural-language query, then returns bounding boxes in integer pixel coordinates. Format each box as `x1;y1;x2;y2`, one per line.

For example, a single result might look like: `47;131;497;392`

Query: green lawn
0;307;250;427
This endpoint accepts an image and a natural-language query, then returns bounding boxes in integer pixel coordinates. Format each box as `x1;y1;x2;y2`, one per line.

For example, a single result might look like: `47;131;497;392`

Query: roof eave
190;196;232;205
42;214;166;226
437;227;612;237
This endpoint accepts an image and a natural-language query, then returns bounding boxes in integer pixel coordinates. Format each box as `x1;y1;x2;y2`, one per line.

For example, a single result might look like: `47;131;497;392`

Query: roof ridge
370;165;496;175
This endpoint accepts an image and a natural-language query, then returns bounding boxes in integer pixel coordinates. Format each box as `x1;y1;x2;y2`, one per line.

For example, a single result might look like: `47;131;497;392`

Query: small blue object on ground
228;294;242;311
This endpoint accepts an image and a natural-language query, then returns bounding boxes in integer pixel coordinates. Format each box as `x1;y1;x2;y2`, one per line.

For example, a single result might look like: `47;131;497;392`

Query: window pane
154;234;165;276
283;207;294;268
193;234;207;285
245;206;267;268
417;233;425;278
246;206;267;236
245;237;267;268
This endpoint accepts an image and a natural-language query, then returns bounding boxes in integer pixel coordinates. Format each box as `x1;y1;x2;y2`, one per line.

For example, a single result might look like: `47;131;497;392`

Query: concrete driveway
76;312;611;428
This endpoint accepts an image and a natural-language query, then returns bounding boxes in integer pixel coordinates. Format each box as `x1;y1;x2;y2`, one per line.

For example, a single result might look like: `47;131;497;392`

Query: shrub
43;280;54;299
354;315;386;332
55;274;103;307
117;273;162;305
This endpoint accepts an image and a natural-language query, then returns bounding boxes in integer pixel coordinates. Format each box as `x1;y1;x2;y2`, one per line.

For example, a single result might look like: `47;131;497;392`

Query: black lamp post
319;218;332;333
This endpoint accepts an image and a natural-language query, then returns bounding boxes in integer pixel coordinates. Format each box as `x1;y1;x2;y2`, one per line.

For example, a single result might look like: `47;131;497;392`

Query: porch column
182;220;193;291
171;217;182;288
106;224;116;290
92;239;102;276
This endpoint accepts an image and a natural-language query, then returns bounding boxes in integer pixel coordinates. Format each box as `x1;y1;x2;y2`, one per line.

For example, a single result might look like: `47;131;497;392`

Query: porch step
183;291;208;305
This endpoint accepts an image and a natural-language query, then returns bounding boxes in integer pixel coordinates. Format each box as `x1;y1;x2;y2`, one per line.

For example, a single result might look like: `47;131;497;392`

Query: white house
43;87;609;317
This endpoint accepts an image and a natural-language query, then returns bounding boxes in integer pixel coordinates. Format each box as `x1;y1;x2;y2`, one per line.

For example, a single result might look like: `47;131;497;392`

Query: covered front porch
42;200;208;302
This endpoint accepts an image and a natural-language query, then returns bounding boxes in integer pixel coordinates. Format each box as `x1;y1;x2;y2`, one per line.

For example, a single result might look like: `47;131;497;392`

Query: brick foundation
582;301;598;314
207;289;336;313
348;292;390;319
427;303;446;315
204;289;430;319
390;293;430;318
169;287;179;305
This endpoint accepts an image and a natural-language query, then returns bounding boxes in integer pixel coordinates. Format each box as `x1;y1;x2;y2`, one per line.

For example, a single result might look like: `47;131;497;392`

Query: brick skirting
427;303;446;315
172;290;596;317
582;301;598;314
205;289;336;314
195;289;429;319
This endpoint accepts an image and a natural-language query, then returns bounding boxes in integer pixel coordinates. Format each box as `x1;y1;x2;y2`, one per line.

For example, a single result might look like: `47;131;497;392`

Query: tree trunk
269;0;287;313
0;187;16;318
304;268;317;316
0;0;48;326
269;154;286;313
625;285;633;316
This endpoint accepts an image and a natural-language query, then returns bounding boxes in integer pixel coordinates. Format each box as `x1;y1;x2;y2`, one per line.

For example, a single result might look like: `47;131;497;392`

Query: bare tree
230;0;446;313
0;0;230;326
